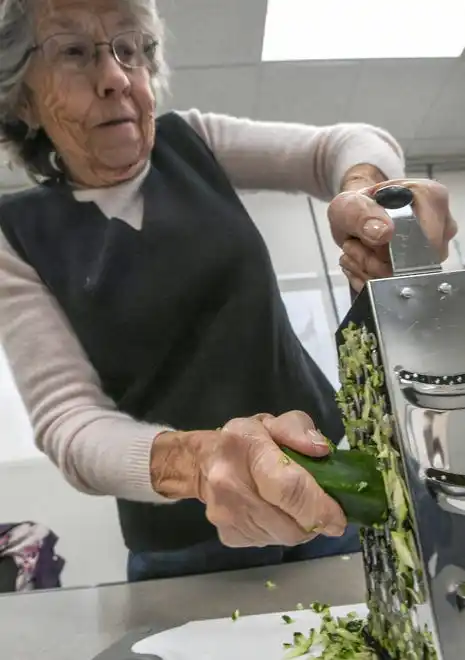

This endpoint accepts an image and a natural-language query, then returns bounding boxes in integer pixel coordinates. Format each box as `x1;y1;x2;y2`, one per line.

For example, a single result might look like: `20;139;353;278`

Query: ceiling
2;0;465;188
156;0;465;171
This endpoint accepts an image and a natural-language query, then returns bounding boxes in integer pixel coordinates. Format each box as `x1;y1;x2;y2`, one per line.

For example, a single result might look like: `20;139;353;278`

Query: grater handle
373;185;443;277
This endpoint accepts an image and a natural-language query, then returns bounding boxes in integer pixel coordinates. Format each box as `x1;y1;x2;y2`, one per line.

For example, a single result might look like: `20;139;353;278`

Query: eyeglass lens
41;31;156;69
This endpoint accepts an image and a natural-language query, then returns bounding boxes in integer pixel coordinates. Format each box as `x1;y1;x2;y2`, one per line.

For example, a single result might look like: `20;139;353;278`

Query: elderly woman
0;0;457;582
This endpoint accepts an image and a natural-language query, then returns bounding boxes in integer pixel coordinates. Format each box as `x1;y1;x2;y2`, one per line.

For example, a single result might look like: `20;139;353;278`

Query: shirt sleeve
0;230;174;502
177;108;406;200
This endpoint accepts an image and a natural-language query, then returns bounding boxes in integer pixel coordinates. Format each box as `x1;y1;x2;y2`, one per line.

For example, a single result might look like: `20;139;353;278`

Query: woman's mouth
98;118;135;128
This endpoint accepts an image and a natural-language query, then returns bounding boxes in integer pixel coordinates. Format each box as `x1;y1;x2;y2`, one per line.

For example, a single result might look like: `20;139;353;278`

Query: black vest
0;113;343;551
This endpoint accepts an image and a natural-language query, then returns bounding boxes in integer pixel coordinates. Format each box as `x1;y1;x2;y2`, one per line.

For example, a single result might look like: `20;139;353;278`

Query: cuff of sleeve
121;425;178;503
332;132;406;195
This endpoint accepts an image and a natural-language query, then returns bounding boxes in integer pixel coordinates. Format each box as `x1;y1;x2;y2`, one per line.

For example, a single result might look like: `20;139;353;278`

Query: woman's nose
95;50;131;98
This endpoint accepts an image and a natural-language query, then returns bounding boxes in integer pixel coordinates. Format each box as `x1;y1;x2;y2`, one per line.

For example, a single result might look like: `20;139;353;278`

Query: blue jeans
127;524;361;582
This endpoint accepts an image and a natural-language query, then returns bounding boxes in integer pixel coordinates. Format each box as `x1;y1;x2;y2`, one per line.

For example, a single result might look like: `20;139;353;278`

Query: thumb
262;411;330;457
328;188;395;248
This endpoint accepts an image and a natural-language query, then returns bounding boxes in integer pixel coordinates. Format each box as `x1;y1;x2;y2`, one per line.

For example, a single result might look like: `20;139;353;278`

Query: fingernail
322;524;345;537
307;429;329;447
304;525;318;534
363;218;389;241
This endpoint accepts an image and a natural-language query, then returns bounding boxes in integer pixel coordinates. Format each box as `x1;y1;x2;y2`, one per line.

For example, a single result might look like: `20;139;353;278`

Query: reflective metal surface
374;186;443;277
386;205;442;277
367;269;465;660
337;185;465;659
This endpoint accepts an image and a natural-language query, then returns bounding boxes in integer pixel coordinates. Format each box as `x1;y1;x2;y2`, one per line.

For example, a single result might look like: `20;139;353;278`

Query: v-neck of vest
48;164;158;233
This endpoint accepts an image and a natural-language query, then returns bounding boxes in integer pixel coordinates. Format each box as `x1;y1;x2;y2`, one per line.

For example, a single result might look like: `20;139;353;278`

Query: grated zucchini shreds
336;323;436;659
282;603;376;659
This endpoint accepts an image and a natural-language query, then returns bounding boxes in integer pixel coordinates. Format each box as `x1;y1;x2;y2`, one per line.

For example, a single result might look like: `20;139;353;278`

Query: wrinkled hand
328;178;457;292
150;411;346;548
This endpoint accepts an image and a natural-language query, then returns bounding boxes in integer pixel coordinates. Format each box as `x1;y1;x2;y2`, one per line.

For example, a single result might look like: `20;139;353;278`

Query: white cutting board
132;603;368;659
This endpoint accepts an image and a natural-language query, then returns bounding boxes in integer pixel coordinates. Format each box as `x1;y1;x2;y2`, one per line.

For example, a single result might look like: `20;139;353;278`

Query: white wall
2;172;465;588
240;191;340;384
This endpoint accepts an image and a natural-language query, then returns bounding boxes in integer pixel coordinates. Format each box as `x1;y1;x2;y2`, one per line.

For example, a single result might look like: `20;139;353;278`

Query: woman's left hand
327;178;458;292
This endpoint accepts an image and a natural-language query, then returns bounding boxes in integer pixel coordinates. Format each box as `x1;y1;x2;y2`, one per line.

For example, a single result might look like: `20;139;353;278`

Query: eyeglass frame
26;30;159;71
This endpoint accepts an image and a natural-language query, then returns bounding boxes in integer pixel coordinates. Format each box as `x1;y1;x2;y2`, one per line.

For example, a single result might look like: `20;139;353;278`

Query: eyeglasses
30;30;158;71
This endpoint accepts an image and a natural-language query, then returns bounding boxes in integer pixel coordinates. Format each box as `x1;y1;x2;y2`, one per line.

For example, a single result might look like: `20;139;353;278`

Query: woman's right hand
150;411;347;548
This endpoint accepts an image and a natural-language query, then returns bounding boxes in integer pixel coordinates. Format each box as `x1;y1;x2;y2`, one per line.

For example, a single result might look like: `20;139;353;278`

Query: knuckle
251;412;275;423
447;218;458;240
206;501;235;528
341;255;363;277
223;417;264;442
340;257;357;276
344;236;358;247
342;252;354;269
206;461;236;492
344;240;365;262
411;179;449;207
327;195;339;214
217;528;232;546
290;409;312;424
277;409;313;428
341;237;355;254
222;417;247;434
280;470;309;513
328;191;351;216
366;255;383;276
248;446;275;482
218;529;246;548
428;179;448;199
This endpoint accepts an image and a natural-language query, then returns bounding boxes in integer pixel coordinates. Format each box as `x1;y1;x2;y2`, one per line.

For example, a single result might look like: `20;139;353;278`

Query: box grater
335;185;465;660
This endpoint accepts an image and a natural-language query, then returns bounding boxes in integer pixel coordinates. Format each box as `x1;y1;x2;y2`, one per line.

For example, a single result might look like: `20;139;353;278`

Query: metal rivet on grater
400;287;414;299
438;282;452;295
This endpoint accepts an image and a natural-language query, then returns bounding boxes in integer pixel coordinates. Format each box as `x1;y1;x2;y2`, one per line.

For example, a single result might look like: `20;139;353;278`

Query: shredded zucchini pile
282;603;376;659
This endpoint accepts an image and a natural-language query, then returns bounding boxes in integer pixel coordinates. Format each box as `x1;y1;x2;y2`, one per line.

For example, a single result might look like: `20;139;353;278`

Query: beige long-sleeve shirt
0;109;405;502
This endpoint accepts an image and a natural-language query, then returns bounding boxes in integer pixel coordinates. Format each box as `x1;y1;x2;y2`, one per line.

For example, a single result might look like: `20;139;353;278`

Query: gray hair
0;0;170;181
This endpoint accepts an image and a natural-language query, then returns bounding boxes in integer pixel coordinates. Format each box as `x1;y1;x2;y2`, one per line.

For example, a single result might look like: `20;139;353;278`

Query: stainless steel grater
335;185;465;660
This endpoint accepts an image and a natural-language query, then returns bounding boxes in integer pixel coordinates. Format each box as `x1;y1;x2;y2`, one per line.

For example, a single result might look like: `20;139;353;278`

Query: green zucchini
282;447;388;527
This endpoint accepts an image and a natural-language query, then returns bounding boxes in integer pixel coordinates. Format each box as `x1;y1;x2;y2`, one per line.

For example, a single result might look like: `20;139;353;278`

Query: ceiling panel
157;0;268;68
161;65;260;118
403;137;465;159
255;61;362;124
151;1;465;160
415;60;465;139
344;59;455;139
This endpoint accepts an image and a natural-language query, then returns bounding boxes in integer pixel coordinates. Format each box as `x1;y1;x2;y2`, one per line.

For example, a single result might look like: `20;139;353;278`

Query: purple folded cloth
0;522;65;591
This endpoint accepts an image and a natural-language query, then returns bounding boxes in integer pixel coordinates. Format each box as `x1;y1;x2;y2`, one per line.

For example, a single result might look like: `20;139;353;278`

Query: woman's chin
92;135;150;167
94;151;149;182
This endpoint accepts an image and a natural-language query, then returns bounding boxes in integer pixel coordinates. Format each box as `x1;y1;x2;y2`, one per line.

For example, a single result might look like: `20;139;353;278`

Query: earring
49;150;62;173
